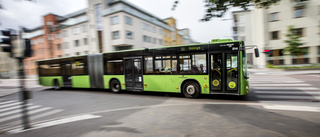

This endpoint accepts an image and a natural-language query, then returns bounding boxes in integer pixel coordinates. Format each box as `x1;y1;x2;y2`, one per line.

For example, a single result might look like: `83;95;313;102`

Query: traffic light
24;39;32;57
0;30;13;57
263;49;272;55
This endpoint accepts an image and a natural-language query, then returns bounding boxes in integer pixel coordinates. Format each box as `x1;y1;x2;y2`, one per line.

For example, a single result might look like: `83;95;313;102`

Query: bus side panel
143;75;169;92
39;76;63;87
71;75;91;88
103;75;125;90
143;75;210;94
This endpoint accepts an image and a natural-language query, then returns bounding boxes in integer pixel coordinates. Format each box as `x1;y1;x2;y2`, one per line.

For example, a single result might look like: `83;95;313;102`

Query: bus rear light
204;83;207;88
144;84;147;88
176;87;179;89
122;83;125;86
246;90;249;93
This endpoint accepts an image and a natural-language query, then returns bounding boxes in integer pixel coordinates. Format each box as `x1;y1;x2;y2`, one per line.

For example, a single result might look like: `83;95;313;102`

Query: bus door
124;57;143;91
210;52;239;94
60;61;72;87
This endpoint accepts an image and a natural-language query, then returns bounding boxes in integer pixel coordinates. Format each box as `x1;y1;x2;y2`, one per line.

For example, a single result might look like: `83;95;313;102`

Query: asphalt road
0;72;319;136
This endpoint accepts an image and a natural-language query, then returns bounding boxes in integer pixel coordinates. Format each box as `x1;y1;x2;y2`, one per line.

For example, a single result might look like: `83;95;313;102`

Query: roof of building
105;0;171;30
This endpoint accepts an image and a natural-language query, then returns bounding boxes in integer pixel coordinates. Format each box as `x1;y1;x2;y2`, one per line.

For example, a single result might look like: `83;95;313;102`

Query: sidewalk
0;79;48;98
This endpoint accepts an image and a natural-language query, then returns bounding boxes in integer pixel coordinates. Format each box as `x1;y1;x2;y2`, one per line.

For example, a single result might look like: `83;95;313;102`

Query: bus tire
53;80;61;90
182;81;200;98
110;79;121;93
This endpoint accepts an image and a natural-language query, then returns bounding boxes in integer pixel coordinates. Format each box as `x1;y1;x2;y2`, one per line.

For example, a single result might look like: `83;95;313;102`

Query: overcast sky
0;0;235;43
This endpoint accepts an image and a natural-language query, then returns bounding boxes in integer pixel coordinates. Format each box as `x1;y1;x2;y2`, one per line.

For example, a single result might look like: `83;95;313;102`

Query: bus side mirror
254;48;260;58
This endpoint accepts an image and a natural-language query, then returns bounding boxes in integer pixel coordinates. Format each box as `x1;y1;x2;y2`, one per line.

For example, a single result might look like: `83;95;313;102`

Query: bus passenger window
179;53;207;74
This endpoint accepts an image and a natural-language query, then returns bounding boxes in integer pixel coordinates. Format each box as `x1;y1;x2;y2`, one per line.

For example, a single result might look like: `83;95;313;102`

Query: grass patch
267;63;320;69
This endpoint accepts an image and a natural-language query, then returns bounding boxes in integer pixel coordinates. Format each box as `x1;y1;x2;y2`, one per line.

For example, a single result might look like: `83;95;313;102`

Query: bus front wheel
182;81;200;98
110;80;121;93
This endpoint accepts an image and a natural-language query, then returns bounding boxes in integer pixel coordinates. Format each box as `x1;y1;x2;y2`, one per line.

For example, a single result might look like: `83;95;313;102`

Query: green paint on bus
143;75;210;94
71;75;91;88
39;76;63;87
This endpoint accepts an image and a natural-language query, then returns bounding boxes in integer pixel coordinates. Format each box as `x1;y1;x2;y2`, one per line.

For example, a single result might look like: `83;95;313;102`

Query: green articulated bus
37;39;259;98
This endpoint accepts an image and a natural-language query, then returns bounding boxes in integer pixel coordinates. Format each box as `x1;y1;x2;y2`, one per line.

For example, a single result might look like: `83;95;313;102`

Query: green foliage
201;0;281;21
172;0;281;21
283;25;307;56
173;0;278;21
267;63;320;69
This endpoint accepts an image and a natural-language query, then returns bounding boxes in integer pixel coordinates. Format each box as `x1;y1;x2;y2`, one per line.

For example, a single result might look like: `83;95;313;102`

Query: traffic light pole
18;57;31;129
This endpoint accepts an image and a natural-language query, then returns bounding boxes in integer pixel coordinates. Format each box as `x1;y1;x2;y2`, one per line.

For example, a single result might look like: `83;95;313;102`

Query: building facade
20;0;195;77
233;0;320;68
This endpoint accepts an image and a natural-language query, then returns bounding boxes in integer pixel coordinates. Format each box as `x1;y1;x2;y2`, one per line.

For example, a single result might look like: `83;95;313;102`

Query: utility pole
18;28;31;129
1;28;33;130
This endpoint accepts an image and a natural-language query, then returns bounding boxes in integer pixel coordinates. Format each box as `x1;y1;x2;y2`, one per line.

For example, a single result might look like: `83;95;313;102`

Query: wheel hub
186;85;195;95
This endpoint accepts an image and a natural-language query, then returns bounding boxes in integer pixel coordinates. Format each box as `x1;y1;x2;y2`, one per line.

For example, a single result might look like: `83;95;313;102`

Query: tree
283;25;307;64
172;0;281;21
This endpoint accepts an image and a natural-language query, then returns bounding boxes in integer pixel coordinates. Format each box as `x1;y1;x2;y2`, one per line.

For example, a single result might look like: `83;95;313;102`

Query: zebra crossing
0;100;63;131
249;74;320;102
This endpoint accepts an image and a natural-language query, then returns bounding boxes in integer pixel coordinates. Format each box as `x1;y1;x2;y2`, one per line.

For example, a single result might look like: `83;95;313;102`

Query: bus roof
37;39;242;62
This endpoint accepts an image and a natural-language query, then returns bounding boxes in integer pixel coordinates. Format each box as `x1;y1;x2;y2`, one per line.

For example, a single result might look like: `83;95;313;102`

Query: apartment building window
65;54;70;57
152;26;156;33
159;29;163;35
74;40;80;47
82;25;87;32
85;51;89;54
293;28;304;36
126;31;133;39
38;38;44;43
83;38;88;45
159;39;163;45
239;27;245;33
57;44;61;50
56;33;61;39
95;4;102;30
76;52;80;55
111;16;119;25
271;31;279;40
125;16;132;25
31;39;36;45
112;31;120;39
63;30;68;37
73;27;80;35
153;38;156;44
115;46;132;51
294;8;304;18
141;22;146;30
143;35;151;43
269;12;278;22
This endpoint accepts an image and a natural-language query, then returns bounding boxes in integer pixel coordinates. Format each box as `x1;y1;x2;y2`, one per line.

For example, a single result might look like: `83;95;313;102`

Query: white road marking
0;102;22;109
0;100;18;105
0;104;33;113
0;107;51;123
252;87;319;90
9;114;101;134
254;91;320;95
263;105;320;112
249;81;304;83
256;95;320;100
0;105;40;117
1;109;63;131
252;84;311;87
